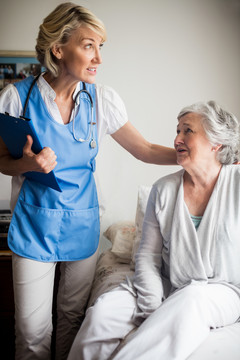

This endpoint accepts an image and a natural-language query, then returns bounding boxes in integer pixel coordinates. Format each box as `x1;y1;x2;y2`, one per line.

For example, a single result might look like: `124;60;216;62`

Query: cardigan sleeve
133;185;164;322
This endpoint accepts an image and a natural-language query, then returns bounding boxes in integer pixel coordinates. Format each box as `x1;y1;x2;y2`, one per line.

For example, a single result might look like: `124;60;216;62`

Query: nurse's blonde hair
35;2;106;77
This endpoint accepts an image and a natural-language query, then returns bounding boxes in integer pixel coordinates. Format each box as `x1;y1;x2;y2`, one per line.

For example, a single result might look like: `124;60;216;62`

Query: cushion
103;185;151;265
103;221;136;263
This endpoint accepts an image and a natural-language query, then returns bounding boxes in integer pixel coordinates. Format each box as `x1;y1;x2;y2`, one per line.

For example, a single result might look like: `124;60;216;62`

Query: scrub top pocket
8;199;100;262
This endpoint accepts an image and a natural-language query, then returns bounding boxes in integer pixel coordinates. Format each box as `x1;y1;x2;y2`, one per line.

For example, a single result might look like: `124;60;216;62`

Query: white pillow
131;185;152;267
103;221;136;263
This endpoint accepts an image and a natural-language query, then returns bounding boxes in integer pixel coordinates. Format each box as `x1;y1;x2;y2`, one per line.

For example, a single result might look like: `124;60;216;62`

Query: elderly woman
68;100;240;360
0;3;176;360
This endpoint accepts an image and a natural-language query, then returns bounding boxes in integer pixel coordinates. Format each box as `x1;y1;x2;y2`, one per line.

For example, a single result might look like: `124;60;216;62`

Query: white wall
1;0;240;250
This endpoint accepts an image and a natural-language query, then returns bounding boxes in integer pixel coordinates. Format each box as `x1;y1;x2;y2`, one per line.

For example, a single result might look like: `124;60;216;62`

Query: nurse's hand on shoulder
22;135;57;174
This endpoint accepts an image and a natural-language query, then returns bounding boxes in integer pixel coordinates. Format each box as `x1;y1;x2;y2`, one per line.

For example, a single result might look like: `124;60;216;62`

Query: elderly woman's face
56;26;103;83
174;113;213;168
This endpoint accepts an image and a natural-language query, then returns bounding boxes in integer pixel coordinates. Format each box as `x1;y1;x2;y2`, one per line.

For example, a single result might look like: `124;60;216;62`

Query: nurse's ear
51;44;63;60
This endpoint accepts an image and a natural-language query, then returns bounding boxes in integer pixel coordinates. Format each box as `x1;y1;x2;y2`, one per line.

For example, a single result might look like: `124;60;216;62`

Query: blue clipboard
0;112;62;192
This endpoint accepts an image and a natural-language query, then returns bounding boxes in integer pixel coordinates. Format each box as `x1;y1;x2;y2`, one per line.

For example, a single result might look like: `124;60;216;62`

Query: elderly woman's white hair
177;100;240;164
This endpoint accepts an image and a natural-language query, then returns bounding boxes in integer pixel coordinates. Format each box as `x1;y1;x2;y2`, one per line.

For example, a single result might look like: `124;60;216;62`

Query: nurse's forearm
0;137;27;175
0;137;28;175
0;136;57;176
0;150;57;176
0;153;57;176
0;155;32;176
148;144;177;165
111;121;177;165
124;141;177;165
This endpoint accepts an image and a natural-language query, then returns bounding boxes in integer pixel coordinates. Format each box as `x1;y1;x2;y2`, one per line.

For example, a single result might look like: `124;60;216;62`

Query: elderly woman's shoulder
152;169;184;193
224;164;240;178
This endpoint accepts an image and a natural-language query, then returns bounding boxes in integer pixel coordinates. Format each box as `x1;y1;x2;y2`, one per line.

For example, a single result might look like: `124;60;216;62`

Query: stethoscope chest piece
90;139;97;149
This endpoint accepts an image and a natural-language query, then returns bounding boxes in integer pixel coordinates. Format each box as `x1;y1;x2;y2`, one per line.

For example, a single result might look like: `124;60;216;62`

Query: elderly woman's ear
212;144;240;164
211;144;222;152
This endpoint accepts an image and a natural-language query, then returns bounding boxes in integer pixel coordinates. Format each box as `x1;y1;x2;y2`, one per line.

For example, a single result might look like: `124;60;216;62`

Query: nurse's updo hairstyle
35;2;106;77
177;101;240;164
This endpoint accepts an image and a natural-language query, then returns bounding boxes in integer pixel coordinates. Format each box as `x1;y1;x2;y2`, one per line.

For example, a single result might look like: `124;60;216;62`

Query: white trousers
67;282;240;360
12;249;99;360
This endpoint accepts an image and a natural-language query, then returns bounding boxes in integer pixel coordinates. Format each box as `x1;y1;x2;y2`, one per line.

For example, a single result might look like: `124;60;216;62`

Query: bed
87;186;240;360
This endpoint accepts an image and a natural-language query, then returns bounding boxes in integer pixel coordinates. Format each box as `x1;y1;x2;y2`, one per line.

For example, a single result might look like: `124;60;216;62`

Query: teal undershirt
191;214;202;230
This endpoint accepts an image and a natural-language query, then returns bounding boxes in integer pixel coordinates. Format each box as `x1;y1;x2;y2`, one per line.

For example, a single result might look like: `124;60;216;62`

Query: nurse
0;2;176;360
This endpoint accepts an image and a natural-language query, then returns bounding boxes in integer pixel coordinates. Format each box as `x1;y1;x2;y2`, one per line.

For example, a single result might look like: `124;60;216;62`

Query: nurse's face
55;26;103;83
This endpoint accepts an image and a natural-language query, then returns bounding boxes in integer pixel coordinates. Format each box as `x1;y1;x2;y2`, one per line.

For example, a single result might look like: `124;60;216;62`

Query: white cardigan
133;165;240;320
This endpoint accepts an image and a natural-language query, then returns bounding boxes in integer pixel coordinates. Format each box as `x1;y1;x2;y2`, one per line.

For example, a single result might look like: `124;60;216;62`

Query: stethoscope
72;83;97;148
23;74;97;149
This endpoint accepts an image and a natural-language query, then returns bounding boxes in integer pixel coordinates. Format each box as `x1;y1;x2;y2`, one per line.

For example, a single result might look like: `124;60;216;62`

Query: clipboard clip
5;112;30;122
19;116;31;122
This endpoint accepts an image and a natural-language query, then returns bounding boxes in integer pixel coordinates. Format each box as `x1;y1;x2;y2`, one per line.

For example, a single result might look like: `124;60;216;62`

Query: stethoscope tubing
72;88;94;143
23;74;95;145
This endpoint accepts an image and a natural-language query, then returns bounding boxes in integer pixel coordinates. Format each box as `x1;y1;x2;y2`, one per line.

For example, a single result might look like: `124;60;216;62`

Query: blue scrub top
7;76;100;262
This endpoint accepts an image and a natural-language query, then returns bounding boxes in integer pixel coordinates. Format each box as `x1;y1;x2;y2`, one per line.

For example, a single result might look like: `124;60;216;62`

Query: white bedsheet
188;322;240;360
89;250;240;360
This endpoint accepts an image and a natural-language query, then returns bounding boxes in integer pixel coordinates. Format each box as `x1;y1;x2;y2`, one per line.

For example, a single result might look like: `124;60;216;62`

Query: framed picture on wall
0;50;44;90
